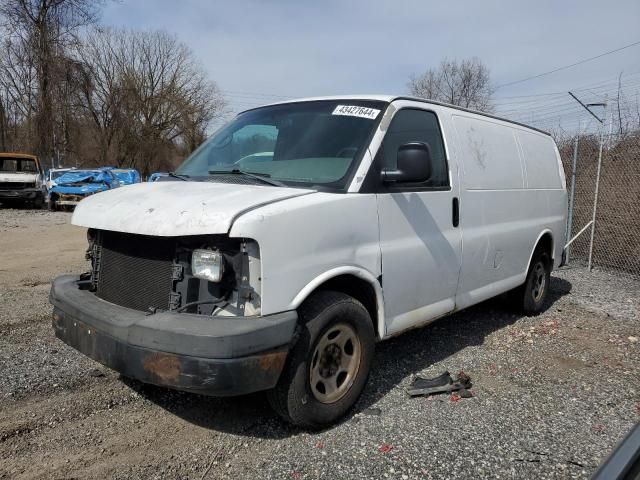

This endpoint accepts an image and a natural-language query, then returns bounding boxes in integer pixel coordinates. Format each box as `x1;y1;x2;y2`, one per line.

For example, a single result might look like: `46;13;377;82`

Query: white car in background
50;95;567;428
45;167;75;191
0;153;46;208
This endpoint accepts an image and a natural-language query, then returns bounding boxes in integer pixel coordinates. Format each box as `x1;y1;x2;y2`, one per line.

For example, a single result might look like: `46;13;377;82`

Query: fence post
587;133;603;271
565;135;579;263
588;110;612;271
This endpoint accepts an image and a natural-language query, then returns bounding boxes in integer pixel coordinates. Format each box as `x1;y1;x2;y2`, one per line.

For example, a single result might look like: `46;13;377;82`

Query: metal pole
587;105;611;270
565;134;579;263
565;220;594;249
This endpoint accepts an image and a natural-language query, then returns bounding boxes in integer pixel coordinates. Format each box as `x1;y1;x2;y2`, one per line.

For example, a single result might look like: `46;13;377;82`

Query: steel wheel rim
532;261;546;302
309;323;361;404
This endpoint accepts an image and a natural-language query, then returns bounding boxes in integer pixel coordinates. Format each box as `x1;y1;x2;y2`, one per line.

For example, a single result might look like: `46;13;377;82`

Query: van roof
239;95;551;137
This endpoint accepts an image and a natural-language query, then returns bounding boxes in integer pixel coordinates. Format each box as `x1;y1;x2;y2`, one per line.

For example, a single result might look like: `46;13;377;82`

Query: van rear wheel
511;250;551;315
266;291;375;428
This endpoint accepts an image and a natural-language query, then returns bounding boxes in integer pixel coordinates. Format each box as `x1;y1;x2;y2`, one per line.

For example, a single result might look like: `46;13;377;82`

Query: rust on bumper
52;307;290;397
257;351;288;374
143;352;182;383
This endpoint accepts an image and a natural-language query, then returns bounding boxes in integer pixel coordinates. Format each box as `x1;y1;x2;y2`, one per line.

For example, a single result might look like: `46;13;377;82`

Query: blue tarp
111;168;141;185
50;169;119;195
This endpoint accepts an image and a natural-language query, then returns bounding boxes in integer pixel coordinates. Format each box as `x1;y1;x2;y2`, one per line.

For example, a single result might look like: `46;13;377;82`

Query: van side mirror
381;142;432;183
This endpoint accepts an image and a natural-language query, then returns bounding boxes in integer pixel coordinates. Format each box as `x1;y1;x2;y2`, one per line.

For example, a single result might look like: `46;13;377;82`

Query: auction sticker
332;105;380;120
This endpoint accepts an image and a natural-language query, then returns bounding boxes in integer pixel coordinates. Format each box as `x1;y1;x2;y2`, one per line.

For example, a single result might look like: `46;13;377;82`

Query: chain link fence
559;131;640;276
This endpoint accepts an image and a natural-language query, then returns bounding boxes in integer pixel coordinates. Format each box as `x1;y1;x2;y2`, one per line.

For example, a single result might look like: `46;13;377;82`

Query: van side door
451;114;530;309
374;105;462;336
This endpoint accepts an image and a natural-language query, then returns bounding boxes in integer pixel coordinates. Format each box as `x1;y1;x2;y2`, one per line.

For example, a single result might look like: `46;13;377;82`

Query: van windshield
176;100;386;190
51;170;68;180
0;158;38;173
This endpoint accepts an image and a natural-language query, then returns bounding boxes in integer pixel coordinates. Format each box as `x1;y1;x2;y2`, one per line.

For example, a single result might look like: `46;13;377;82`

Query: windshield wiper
167;172;190;181
208;168;285;187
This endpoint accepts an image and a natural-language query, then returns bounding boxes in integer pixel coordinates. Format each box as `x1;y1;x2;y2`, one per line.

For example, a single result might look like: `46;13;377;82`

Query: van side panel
516;130;563;189
454;116;525;190
516;129;567;267
229;192;383;324
452;114;567;310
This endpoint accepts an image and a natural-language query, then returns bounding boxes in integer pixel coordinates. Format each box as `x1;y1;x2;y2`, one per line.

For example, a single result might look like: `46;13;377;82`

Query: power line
494;40;640;89
494;80;640;113
493;72;640;106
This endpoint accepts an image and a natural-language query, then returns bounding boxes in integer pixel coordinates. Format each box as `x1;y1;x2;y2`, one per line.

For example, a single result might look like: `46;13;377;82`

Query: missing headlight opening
84;230;261;316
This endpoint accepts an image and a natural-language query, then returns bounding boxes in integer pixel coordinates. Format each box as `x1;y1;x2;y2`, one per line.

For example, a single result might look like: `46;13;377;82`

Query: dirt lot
1;208;639;479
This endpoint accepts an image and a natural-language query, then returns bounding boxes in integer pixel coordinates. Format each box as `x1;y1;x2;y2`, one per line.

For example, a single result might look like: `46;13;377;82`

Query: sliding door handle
452;197;459;227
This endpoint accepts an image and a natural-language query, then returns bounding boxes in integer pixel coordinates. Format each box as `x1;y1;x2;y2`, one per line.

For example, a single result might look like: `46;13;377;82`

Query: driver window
382;109;449;188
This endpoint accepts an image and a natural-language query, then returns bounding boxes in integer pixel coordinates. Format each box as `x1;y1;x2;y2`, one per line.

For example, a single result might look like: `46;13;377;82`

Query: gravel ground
0;207;638;479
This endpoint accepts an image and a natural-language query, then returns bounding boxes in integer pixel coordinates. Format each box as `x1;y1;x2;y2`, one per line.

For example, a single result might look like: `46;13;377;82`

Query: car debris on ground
407;370;472;397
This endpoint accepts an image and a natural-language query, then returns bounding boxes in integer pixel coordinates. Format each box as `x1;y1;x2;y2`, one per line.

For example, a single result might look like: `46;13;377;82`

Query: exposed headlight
192;249;224;282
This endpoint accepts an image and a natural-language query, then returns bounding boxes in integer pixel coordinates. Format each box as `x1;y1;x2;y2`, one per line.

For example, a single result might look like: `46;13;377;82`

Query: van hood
0;172;39;183
71;181;315;236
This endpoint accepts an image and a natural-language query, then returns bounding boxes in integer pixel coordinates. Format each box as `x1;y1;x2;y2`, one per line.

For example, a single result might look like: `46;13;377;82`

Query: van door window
382;109;449;189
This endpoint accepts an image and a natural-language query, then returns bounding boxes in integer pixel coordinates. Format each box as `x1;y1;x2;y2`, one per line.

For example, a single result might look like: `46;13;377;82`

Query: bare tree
0;0;102;162
73;27;128;164
74;28;226;175
0;94;6;150
118;30;226;174
0;34;38;151
408;57;494;112
0;5;226;171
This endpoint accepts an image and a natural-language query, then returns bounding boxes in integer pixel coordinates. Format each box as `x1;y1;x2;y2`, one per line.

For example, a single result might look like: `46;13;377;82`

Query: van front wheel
267;291;375;428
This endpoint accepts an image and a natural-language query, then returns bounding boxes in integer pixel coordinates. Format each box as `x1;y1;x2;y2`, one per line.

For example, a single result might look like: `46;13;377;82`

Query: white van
50;96;567;427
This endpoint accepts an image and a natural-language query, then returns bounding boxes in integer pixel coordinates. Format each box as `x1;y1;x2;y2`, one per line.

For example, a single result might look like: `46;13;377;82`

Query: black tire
33;195;44;209
48;197;57;211
511;249;552;315
267;290;375;428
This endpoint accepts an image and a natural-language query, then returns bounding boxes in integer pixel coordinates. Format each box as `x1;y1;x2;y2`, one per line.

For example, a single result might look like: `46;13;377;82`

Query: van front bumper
50;275;297;396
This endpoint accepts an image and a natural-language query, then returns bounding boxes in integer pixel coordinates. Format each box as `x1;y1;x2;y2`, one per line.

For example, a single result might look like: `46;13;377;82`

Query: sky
102;0;640;133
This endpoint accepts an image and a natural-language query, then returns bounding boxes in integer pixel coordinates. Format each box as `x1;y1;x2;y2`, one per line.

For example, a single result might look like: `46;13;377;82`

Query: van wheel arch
528;231;554;270
293;273;383;340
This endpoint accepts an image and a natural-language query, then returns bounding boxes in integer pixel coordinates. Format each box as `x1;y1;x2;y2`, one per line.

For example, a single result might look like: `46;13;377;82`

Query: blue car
49;168;120;211
110;168;141;185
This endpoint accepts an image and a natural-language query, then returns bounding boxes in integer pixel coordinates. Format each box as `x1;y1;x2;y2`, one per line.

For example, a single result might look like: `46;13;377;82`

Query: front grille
0;182;34;190
95;231;175;312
